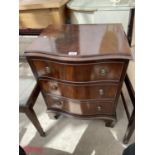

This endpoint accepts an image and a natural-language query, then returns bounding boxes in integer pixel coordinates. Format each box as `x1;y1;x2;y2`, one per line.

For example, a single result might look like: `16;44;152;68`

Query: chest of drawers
25;24;132;127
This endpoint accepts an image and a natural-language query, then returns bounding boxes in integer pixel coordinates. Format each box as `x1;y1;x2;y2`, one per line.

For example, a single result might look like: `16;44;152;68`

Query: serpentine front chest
25;24;132;127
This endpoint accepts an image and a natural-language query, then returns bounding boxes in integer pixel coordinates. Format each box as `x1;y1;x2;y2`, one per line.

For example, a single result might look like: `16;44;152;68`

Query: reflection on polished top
25;24;132;60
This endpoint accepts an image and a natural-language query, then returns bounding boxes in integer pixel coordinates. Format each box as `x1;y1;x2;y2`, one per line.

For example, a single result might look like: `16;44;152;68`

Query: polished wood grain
25;24;132;127
25;24;132;60
39;79;118;100
45;94;115;115
30;59;124;82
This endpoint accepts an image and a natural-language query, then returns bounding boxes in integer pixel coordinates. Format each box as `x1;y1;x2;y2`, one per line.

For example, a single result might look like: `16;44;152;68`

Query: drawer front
45;95;114;115
39;79;118;100
31;59;124;82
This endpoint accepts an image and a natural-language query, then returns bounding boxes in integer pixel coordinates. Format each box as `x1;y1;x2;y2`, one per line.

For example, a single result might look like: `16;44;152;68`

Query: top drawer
30;59;124;82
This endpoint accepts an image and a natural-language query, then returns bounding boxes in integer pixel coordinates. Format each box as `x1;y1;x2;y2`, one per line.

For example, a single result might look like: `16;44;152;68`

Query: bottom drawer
45;95;115;115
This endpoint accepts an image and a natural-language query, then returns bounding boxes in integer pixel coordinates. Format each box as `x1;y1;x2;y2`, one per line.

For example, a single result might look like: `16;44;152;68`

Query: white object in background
110;0;121;4
67;0;135;34
94;10;130;33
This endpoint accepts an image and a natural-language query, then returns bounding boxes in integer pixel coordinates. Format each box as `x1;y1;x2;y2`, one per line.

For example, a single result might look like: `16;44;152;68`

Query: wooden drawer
45;95;114;115
31;59;124;82
40;79;118;100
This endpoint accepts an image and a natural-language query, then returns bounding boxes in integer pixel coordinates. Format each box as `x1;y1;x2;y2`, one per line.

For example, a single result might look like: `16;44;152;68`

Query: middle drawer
39;79;118;100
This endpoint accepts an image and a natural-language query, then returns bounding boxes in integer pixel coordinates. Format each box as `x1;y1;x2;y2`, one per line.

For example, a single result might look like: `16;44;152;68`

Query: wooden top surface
25;24;132;61
20;0;70;10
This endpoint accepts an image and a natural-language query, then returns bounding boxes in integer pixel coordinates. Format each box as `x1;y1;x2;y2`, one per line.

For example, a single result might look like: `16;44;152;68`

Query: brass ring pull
52;85;58;90
100;68;106;76
45;66;51;73
99;89;104;95
97;106;102;111
55;100;63;106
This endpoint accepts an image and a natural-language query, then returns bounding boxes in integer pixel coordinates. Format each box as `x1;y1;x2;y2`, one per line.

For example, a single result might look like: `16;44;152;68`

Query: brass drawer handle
100;68;107;76
55;100;63;106
99;89;104;95
51;85;58;90
45;66;51;73
97;106;102;111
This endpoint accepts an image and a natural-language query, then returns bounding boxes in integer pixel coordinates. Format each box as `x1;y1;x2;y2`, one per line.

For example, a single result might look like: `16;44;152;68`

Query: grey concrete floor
19;37;135;155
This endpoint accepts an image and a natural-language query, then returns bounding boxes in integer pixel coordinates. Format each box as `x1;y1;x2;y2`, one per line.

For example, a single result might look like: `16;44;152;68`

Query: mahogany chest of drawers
25;24;132;127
